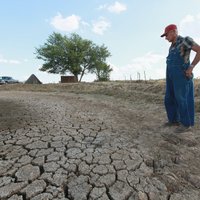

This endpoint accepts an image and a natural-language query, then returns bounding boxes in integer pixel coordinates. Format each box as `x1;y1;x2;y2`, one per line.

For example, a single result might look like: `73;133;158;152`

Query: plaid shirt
170;35;197;64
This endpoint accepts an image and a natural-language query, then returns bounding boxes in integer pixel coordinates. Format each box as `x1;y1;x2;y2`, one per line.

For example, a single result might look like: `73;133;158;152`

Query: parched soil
0;81;200;200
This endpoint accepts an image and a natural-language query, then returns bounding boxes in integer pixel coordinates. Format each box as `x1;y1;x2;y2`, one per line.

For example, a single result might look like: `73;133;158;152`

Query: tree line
35;33;112;82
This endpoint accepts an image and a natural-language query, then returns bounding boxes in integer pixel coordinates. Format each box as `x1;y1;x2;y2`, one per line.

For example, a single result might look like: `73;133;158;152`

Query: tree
35;33;69;75
94;63;113;81
89;45;112;81
35;32;111;82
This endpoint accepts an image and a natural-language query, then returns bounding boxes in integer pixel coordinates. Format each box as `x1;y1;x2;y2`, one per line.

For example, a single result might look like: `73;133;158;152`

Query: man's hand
185;65;194;78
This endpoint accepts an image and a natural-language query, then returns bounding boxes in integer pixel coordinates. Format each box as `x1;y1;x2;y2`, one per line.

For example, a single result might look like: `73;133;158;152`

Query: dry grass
0;79;200;111
0;80;166;93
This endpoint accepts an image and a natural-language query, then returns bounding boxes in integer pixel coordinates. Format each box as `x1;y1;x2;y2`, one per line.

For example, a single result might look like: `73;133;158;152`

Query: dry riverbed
0;81;200;200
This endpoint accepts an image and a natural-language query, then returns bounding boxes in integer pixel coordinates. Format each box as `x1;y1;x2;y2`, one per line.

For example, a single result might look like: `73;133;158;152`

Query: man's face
165;30;176;42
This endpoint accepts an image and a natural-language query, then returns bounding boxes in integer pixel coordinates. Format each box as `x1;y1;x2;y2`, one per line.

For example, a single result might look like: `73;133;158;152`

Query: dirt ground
0;81;200;200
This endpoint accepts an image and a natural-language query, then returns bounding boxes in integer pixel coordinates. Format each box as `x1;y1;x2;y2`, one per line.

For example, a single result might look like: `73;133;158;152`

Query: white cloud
9;60;21;64
180;14;194;26
111;52;166;80
98;4;107;10
179;13;200;41
179;13;200;74
51;13;81;32
0;55;21;65
99;2;127;14
81;21;90;27
23;59;29;62
92;18;110;35
108;1;127;14
130;52;164;69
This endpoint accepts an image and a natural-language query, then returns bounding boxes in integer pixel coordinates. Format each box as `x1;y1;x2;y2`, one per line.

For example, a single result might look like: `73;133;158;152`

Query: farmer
161;24;200;132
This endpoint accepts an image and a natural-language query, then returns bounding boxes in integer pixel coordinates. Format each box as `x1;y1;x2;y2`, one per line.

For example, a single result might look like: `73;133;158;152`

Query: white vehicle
0;77;6;85
0;76;19;84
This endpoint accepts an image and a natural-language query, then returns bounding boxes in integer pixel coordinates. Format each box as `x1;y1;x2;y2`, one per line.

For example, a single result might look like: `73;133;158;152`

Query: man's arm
185;44;200;78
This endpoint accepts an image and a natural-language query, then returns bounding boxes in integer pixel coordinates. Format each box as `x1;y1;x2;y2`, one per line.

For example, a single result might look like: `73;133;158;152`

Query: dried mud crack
0;90;200;200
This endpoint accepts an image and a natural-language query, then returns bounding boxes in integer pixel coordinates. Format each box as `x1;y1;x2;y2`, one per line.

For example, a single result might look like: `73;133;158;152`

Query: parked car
0;77;6;85
0;76;19;84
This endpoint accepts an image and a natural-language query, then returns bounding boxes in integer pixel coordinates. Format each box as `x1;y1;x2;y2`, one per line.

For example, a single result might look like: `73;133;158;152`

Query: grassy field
0;79;200;111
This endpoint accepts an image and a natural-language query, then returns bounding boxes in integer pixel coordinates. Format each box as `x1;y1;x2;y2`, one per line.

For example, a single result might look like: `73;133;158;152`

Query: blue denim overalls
165;41;194;127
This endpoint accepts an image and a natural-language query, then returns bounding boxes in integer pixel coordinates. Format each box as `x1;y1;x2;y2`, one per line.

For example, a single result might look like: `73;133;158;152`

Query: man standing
161;24;200;132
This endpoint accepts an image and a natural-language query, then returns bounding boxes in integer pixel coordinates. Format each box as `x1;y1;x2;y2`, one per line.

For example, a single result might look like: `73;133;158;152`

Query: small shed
25;74;42;84
61;76;77;83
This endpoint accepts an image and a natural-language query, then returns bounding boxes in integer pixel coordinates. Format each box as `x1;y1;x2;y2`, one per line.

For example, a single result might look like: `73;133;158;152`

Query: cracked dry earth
0;90;200;200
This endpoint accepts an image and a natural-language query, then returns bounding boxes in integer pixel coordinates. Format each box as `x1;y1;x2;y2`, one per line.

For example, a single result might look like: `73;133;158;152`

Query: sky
1;0;200;83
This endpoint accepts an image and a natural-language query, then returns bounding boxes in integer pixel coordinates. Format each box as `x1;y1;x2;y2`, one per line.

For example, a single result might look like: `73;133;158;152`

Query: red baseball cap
161;24;177;37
